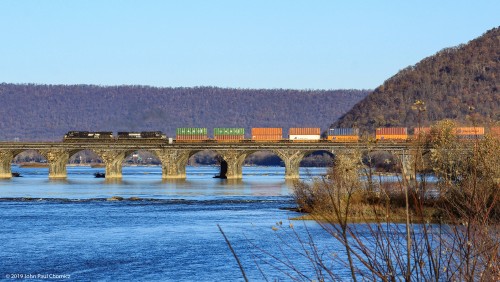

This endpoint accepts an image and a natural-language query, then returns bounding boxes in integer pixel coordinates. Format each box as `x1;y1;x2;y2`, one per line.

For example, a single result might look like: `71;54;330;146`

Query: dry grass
286;122;500;281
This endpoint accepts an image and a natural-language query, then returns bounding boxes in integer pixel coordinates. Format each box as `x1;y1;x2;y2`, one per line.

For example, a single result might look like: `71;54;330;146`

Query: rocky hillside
333;27;500;132
0;84;368;141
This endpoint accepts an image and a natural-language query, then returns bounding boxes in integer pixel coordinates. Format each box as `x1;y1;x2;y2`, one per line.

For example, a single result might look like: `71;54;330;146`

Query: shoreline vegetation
279;118;499;281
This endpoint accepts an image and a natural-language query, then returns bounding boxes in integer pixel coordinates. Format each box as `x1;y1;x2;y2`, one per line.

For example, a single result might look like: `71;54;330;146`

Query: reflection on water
2;166;327;199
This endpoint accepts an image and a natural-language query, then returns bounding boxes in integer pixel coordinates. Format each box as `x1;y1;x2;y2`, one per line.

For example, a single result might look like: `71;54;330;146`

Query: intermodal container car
176;128;208;141
289;128;321;141
376;127;408;141
327;128;359;142
214;128;245;142
251;128;282;141
454;127;485;140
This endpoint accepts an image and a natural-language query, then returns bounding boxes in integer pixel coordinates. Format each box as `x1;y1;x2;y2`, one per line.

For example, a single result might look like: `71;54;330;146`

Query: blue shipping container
328;128;359;136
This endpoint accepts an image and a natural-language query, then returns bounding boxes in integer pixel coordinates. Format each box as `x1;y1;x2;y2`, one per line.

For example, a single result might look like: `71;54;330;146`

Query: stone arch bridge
0;141;414;179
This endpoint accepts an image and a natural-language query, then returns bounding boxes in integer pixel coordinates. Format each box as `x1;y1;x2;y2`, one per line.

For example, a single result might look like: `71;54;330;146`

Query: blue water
1;166;354;281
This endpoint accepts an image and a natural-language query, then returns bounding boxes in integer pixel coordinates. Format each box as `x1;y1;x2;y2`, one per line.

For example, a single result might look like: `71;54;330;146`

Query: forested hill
0;84;368;141
333;27;500;132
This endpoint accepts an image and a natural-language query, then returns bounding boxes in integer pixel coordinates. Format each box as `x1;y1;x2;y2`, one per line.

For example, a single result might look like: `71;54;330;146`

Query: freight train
63;131;167;143
63;126;498;143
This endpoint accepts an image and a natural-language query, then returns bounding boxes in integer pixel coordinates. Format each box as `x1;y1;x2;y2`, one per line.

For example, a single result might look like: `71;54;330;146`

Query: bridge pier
0;150;14;178
219;151;247;179
156;149;190;179
42;149;70;179
95;150;127;179
275;149;305;179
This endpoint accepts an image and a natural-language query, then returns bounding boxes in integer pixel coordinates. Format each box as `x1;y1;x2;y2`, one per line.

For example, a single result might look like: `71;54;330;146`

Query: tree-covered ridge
0;84;368;141
333;27;500;132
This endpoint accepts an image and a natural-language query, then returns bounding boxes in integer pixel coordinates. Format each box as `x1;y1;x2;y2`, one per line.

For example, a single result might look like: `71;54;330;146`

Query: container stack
454;127;485;139
251;128;282;141
289;128;321;141
375;127;408;141
327;128;359;142
176;128;208;141
213;128;245;142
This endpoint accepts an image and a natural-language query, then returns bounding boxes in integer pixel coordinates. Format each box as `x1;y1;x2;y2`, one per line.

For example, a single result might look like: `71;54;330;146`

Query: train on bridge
63;126;499;143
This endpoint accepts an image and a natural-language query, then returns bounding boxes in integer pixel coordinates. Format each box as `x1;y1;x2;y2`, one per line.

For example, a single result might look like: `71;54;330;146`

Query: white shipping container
289;135;321;140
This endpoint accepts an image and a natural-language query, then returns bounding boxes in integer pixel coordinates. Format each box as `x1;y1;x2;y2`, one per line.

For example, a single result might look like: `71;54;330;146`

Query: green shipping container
213;128;245;136
176;128;207;135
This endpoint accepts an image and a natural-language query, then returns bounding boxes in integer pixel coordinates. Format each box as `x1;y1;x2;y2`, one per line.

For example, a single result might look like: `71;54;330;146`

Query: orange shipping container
454;127;485;135
289;128;320;135
252;128;282;136
252;135;282;141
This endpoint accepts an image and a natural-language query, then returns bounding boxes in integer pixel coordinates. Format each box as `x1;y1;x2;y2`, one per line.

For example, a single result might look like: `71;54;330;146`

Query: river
0;166;359;281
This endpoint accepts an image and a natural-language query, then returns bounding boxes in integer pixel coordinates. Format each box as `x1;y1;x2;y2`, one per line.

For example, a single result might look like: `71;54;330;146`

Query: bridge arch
0;149;47;178
243;150;283;166
67;149;104;166
13;149;48;164
299;150;335;167
89;149;138;179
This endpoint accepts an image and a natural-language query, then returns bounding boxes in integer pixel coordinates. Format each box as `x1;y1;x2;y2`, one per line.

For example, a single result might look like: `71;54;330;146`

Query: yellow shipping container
376;134;408;141
454;127;485;135
327;135;359;142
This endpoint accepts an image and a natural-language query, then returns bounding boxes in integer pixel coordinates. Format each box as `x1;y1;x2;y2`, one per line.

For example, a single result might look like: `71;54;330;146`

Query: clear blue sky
0;0;498;90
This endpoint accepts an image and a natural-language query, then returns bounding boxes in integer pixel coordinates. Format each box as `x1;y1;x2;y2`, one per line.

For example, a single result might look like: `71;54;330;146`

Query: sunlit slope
333;27;500;132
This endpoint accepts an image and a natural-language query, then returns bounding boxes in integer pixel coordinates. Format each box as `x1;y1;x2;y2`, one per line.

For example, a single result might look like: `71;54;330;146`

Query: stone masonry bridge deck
0;141;415;179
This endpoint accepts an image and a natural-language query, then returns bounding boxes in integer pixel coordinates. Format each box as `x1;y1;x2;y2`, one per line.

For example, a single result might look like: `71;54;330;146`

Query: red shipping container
376;127;408;135
289;128;320;135
176;134;207;141
252;135;282;141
